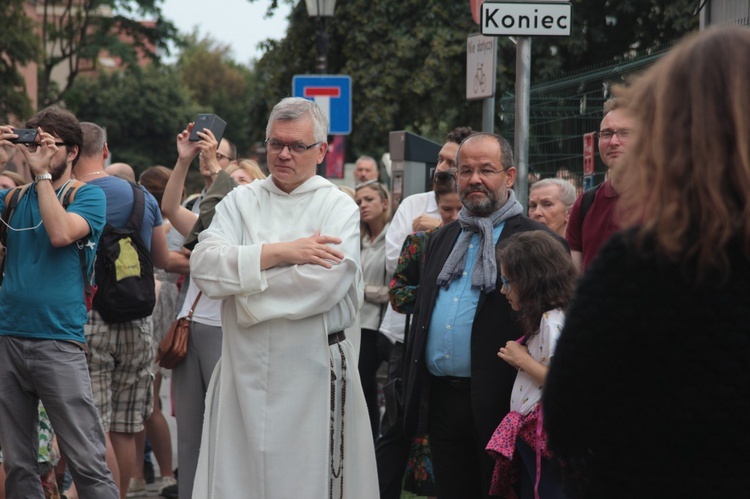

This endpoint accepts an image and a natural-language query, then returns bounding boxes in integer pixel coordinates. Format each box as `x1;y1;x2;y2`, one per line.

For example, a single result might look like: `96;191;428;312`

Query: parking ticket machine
388;131;442;205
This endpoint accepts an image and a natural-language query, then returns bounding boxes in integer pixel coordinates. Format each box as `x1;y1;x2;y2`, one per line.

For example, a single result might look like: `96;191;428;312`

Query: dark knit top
543;229;750;498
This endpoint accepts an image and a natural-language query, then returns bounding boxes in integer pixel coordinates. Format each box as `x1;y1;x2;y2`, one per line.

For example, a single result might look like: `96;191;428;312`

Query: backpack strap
0;184;33;285
58;180;92;294
579;182;603;225
126;181;146;233
60;179;85;207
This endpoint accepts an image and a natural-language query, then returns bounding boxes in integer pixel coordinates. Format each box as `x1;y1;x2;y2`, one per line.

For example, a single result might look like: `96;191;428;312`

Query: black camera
10;129;38;144
188;114;227;143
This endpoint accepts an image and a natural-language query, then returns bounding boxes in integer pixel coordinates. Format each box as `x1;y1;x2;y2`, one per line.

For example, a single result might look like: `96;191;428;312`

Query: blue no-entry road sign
292;75;352;135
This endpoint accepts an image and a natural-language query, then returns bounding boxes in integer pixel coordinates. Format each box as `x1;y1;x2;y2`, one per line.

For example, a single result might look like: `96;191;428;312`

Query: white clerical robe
189;176;379;498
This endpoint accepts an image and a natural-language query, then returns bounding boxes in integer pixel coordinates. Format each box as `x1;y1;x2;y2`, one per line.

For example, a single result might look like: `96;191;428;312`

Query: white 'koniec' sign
481;2;572;37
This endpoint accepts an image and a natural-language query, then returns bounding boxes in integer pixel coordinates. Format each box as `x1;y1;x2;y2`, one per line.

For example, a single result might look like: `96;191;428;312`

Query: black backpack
93;182;155;323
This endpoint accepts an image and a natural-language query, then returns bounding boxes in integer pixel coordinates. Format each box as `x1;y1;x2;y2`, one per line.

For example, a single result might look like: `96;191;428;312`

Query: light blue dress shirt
425;222;504;377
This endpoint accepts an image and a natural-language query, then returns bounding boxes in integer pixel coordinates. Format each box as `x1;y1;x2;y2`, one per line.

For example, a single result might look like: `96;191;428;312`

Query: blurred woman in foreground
543;26;750;499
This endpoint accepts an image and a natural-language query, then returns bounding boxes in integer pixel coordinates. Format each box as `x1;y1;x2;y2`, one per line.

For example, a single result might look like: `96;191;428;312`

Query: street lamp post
305;0;336;74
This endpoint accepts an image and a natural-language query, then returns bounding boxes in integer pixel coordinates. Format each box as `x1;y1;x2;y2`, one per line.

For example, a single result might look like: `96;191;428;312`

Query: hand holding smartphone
188;114;227;143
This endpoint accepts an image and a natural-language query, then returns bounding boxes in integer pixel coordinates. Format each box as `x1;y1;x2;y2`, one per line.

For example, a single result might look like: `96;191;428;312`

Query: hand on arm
498;341;549;386
260;232;343;271
165;250;190;275
364;285;390;304
412;214;440;232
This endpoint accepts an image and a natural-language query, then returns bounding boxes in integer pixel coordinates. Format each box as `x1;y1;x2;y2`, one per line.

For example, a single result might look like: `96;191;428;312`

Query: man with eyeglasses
402;132;565;498
566;98;636;272
0;109;118;498
187;97;378;498
376;126;473;499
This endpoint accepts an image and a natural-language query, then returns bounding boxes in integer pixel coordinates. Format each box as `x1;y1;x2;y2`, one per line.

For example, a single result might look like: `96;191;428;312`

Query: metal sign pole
514;36;531;210
482;39;497;133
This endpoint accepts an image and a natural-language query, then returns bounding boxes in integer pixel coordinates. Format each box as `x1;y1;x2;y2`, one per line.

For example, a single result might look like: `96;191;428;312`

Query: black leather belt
432;375;471;390
328;331;346;345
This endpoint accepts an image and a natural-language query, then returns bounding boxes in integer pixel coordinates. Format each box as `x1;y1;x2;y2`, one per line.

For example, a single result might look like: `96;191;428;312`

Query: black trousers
375;341;410;499
428;376;496;499
358;328;392;440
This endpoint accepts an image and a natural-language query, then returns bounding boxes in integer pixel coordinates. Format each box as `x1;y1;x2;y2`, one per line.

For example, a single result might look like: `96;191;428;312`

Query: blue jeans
0;336;118;499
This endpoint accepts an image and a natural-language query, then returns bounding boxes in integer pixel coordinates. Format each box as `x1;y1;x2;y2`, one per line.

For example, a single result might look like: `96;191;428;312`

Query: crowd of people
0;25;747;499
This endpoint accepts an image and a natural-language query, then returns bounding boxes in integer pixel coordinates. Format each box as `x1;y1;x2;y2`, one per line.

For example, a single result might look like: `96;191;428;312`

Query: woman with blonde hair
544;27;750;498
225;159;266;185
354;179;392;439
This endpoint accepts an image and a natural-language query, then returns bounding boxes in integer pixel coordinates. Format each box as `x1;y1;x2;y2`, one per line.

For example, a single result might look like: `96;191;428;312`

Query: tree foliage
175;31;256;158
37;0;178;107
245;0;698;161
250;1;483;161
0;0;40;122
66;65;198;176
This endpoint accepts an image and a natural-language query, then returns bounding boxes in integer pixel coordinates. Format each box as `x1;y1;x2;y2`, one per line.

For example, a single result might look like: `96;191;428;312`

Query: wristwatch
34;173;52;182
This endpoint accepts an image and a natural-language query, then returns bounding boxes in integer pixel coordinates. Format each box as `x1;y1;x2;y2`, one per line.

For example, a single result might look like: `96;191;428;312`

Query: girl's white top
510;308;565;415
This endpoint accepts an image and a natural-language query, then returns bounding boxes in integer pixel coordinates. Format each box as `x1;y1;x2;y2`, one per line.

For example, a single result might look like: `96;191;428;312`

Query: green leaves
0;0;39;121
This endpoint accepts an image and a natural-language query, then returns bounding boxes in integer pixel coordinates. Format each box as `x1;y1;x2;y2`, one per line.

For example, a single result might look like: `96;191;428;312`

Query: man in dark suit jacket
403;132;563;498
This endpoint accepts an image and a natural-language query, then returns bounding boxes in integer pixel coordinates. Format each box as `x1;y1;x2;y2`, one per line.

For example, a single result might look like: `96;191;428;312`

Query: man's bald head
106;162;136;182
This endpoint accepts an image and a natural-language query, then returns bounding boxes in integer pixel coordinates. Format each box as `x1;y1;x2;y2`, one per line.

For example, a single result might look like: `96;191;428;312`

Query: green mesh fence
497;45;673;192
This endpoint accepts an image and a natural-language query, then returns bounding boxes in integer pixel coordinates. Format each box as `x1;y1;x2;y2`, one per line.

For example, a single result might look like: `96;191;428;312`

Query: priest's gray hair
266;97;329;144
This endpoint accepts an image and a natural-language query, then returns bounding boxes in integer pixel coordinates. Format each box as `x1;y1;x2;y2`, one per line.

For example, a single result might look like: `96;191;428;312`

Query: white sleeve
538;309;566;365
190;190;363;328
385;196;419;275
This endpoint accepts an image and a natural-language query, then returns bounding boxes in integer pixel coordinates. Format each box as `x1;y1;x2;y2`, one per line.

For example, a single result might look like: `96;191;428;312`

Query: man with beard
376;126;473;499
0;108;118;498
402;133;565;498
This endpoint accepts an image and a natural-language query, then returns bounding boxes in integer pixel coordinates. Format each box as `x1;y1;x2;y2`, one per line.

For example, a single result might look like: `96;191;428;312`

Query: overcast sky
158;0;292;65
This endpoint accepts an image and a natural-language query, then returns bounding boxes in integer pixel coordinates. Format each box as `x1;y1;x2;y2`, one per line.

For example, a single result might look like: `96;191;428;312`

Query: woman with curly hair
486;230;575;499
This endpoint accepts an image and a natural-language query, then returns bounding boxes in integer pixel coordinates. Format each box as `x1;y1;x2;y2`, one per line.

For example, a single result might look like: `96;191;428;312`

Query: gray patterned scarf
436;189;523;293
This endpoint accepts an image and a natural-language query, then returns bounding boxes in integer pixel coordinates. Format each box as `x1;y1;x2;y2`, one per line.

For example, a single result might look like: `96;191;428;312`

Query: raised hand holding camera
18;128;59;177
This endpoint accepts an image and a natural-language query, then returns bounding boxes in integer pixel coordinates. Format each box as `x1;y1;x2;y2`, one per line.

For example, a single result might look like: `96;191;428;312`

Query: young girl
486;230;575;499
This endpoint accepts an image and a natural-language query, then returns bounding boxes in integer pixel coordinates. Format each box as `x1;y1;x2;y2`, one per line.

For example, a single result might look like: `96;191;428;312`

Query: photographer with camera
0;108;118;499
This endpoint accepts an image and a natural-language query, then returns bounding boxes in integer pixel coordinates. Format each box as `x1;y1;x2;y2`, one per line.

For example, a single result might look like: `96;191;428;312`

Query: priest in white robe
189;97;379;499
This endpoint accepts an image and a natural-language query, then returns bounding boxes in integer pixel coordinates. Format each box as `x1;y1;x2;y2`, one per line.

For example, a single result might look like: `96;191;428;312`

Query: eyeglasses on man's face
457;167;507;179
216;152;234;162
24;142;67;153
265;138;321;155
595;128;633;142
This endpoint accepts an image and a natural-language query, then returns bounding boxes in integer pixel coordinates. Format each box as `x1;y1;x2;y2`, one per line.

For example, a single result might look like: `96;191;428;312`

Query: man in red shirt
566;99;636;272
